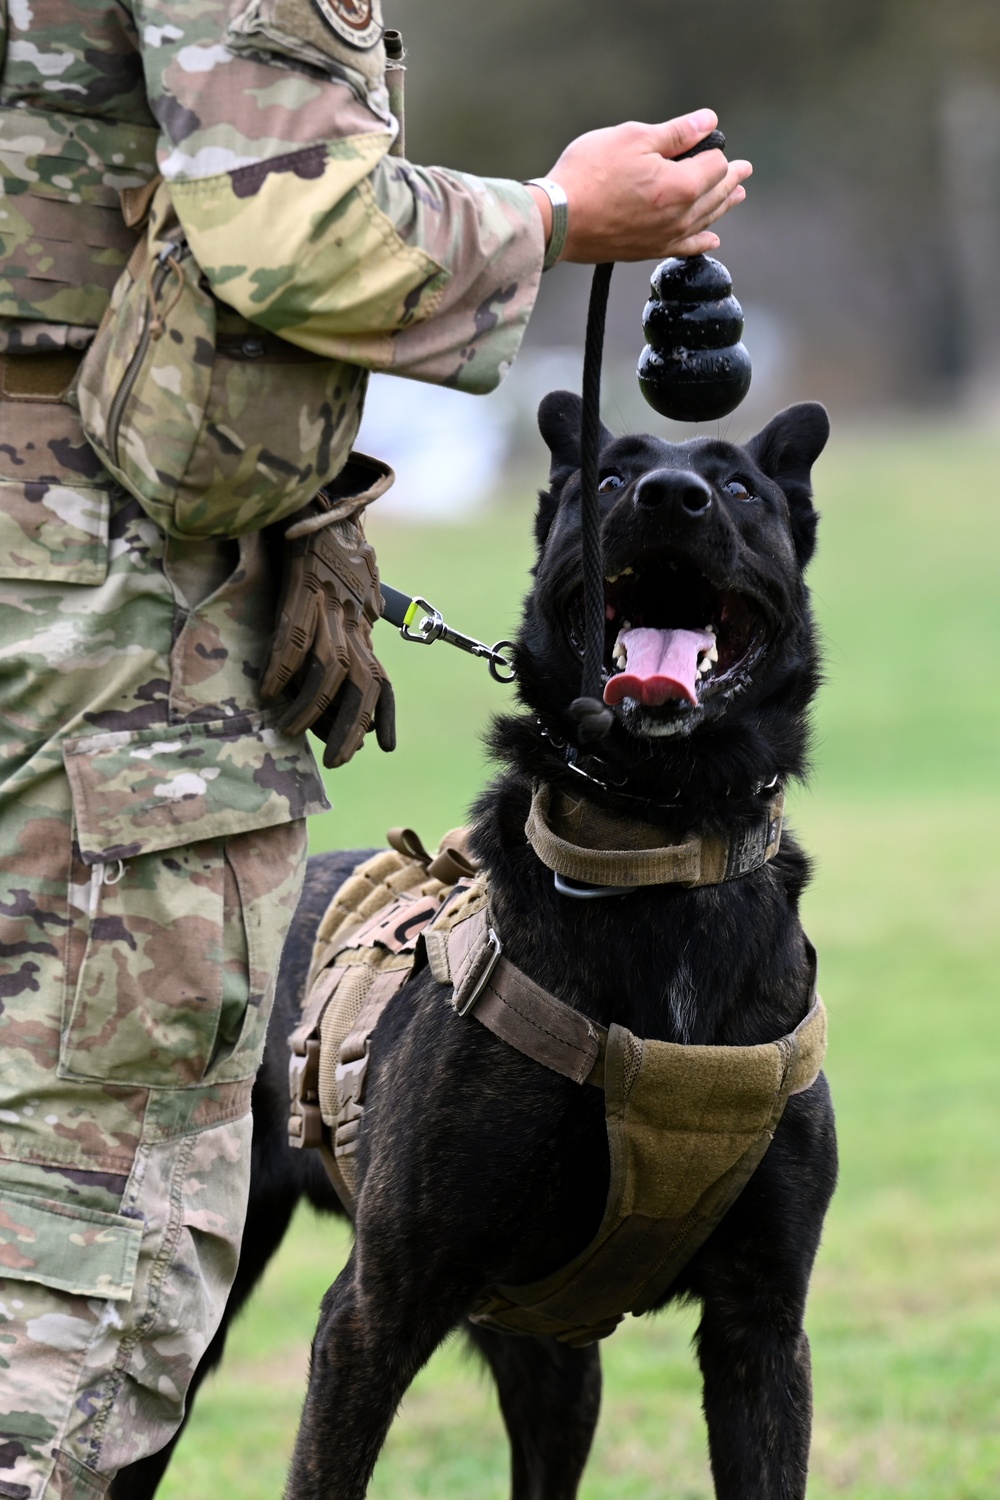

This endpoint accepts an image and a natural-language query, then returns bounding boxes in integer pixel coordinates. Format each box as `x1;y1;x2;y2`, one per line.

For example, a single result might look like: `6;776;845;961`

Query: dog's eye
724;479;755;501
598;473;625;493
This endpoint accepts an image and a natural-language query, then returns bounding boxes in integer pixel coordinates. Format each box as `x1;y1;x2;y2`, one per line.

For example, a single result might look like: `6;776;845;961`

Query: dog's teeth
605;573;619;584
623;620;631;632
612;630;628;670
696;633;719;679
622;566;634;576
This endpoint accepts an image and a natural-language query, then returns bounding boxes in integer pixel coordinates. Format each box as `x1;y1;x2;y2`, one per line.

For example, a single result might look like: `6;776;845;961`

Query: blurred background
366;0;1000;516
160;5;1000;1497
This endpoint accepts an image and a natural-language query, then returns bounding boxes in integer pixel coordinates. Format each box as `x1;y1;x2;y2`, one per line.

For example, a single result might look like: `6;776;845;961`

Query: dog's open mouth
567;552;767;731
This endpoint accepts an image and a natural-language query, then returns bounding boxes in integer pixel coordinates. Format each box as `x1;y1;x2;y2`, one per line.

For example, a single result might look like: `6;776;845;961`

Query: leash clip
381;585;516;682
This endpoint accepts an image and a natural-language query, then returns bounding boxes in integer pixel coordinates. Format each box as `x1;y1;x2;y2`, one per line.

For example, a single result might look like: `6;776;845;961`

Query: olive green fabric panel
473;1000;827;1344
607;1023;792;1224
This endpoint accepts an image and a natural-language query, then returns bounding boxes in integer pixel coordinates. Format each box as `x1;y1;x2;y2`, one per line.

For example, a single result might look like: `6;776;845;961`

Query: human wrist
524;177;569;270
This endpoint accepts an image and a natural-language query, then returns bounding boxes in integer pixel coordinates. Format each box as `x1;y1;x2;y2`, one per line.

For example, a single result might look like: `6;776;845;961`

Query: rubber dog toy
637;131;752;423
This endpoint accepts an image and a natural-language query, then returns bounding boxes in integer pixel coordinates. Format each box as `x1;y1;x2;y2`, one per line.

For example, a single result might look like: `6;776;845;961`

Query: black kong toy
638;254;752;422
637;129;752;423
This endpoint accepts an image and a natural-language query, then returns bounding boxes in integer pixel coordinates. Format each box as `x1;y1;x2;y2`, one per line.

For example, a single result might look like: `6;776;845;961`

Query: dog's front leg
696;1295;813;1500
284;1245;464;1500
691;1093;836;1500
466;1323;602;1500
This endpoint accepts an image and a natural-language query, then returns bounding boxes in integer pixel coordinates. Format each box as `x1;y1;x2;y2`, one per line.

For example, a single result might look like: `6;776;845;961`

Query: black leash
568;261;615;743
567;130;734;746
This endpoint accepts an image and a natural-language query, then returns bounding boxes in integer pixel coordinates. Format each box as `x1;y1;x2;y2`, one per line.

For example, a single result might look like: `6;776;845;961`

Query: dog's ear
537;390;613;483
538;390;583;483
535;391;581;549
745;402;830;566
536;390;615;549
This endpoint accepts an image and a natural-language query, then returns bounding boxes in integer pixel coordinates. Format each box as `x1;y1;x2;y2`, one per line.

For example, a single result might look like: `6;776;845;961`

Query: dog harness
288;793;826;1347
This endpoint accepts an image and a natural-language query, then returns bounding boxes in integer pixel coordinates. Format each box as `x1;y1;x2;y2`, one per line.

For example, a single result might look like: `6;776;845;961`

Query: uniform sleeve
135;0;545;394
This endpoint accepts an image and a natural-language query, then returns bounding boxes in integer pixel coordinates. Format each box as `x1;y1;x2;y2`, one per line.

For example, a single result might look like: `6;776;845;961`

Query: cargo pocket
0;1189;141;1301
59;832;235;1088
59;715;326;1089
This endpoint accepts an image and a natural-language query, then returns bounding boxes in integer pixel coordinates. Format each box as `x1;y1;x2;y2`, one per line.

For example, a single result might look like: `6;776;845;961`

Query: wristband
524;177;569;270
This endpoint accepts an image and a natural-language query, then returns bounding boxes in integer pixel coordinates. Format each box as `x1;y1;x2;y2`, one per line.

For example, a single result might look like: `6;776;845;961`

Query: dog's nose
633;469;713;517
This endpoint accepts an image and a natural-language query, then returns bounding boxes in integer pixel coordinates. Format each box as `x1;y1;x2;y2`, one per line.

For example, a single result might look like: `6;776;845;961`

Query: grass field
160;421;1000;1499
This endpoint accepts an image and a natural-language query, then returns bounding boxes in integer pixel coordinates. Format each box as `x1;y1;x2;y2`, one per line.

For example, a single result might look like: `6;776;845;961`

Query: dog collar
535;717;679;809
525;782;784;894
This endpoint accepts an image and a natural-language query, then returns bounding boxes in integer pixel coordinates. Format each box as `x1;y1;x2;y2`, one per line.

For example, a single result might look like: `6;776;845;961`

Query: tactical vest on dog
289;806;827;1347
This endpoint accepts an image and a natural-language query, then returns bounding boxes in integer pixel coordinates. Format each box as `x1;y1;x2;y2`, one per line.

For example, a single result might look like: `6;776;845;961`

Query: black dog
112;393;836;1500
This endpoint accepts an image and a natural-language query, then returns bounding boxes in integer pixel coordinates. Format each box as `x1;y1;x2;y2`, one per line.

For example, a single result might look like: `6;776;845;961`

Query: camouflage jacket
0;0;544;396
0;4;544;895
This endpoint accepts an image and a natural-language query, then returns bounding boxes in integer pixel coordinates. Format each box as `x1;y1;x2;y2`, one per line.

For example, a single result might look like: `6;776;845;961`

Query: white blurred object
356;375;508;518
352;320;796;523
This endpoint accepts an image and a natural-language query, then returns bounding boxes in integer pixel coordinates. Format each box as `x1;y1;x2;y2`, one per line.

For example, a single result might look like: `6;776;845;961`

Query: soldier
0;0;751;1493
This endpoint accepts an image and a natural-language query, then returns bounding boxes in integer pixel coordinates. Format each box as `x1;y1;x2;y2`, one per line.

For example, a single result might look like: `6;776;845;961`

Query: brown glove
261;454;396;770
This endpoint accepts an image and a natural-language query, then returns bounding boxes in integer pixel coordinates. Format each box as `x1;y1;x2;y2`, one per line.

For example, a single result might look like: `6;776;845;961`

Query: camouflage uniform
0;0;544;1492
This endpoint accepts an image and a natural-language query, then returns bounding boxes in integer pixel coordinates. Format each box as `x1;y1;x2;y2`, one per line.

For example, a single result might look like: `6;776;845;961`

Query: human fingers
666;184;748;258
683;170;750;231
277;605;349;737
645;109;719;161
321;630;383;768
543;119;751;263
702;178;750;227
660;167;749;252
663;153;752;215
260;559;316;700
318;679;366;769
373;676;396;754
667;229;723;259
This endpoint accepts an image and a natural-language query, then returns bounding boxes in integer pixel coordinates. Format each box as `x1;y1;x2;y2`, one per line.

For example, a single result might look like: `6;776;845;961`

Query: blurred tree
387;0;1000;411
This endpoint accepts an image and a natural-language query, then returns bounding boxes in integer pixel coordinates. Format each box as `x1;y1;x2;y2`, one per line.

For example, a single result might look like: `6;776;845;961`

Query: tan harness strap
470;994;827;1345
475;958;606;1086
526;783;784;888
290;828;828;1345
478;955;608;1086
441;905;827;1344
449;908;606;1085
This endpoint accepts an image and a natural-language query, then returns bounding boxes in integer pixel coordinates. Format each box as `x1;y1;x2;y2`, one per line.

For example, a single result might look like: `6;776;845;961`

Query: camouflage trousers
0;387;327;1495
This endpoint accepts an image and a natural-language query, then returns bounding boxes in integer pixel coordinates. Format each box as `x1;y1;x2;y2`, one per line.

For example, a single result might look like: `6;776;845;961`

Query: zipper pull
148;244;186;341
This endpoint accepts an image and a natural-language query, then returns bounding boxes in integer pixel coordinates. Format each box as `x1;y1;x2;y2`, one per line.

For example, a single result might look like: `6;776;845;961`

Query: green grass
159;422;1000;1498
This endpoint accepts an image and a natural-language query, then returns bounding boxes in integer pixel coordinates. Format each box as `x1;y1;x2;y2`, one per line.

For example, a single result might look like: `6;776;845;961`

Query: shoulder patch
312;0;382;49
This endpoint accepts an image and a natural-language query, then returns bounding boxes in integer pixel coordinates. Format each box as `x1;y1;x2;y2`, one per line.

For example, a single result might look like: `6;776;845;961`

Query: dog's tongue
603;626;714;707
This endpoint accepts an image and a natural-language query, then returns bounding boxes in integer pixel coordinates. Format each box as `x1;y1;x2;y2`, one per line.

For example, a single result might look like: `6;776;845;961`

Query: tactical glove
261;454;396;770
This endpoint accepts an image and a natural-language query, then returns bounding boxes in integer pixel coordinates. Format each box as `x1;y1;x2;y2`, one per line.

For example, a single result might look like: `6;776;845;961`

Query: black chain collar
532;718;780;889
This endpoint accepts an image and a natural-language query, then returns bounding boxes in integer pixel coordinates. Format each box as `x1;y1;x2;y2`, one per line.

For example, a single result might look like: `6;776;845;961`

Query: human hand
261;490;396;770
527;109;751;265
